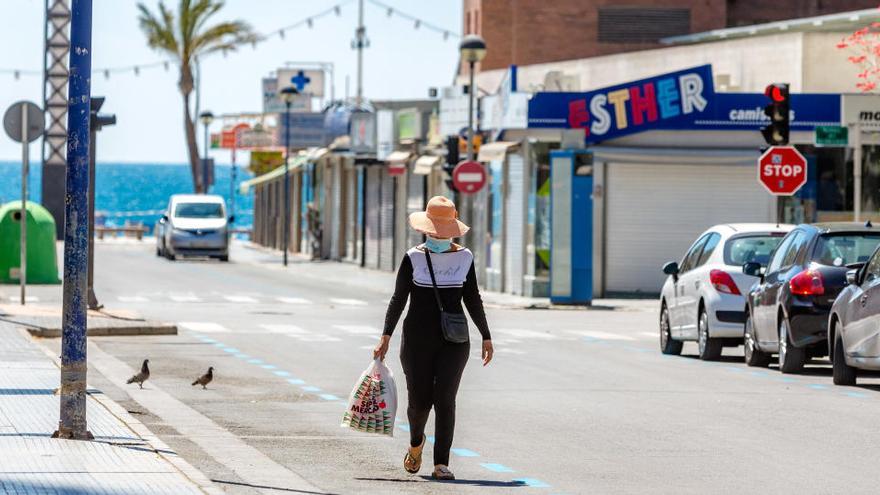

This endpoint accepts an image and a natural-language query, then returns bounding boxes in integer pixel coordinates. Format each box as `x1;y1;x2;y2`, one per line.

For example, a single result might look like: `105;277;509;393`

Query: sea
0;161;254;234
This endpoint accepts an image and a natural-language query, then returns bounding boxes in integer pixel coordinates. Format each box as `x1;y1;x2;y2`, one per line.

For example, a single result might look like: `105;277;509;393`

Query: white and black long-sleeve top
383;246;491;341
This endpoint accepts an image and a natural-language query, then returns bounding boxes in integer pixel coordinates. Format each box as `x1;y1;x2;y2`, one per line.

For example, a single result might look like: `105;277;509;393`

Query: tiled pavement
0;323;216;494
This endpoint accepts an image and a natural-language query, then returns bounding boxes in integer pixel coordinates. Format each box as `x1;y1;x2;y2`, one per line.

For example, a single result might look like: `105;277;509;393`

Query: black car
742;223;880;373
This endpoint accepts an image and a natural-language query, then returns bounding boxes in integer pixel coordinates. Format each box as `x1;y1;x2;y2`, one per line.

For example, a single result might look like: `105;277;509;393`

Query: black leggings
400;338;470;466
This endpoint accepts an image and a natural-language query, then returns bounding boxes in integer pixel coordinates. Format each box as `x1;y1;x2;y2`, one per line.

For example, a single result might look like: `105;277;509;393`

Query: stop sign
452;160;487;194
758;146;807;196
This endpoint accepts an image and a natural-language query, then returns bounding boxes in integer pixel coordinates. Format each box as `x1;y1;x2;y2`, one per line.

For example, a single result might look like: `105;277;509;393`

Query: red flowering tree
837;21;880;92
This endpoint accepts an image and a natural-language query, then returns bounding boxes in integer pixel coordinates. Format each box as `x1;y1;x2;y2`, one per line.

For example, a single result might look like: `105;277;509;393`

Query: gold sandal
403;435;425;473
432;465;455;481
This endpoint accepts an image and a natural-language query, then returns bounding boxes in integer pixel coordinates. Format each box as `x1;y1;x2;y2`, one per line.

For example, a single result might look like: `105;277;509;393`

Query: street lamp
279;86;299;267
459;34;486;161
199;111;214;194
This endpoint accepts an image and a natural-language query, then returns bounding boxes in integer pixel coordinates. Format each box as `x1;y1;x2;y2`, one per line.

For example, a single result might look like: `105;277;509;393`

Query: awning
238;155;308;194
589;146;760;166
305;147;329;162
413;155;441;175
385;150;412;163
477;141;519;162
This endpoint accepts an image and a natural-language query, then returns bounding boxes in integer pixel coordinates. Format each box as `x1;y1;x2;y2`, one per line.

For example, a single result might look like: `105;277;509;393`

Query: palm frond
192;20;260;54
137;2;180;59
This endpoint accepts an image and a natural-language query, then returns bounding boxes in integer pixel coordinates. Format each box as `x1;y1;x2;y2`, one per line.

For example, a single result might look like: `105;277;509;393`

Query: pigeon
126;359;150;389
192;367;213;389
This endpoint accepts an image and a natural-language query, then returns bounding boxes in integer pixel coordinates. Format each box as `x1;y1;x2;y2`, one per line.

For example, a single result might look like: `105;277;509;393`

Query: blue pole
283;103;291;266
54;0;93;441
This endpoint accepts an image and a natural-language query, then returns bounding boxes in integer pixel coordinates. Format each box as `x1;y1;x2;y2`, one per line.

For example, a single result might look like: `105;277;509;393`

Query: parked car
659;224;793;360
156;194;230;261
743;223;880;373
828;239;880;385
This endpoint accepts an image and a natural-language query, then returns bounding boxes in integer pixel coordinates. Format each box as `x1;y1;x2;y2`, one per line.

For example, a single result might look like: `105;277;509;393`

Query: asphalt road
8;240;880;494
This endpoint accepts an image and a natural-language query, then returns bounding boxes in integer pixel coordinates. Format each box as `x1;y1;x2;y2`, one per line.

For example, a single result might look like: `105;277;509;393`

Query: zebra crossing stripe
277;296;312;305
224;295;258;303
170;294;201;303
179;322;229;333
329;298;368;306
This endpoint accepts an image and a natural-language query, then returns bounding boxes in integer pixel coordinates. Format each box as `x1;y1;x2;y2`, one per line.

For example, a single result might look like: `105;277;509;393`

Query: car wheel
744;312;771;367
832;332;857;386
778;317;806;374
659;305;683;356
218;255;229;262
164;248;176;261
697;308;722;361
156;246;162;257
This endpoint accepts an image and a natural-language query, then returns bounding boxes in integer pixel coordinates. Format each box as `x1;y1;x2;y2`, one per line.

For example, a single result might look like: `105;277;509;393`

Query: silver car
156;194;229;261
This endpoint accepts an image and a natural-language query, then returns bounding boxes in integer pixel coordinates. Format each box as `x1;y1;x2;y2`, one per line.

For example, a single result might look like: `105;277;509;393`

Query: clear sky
0;0;462;163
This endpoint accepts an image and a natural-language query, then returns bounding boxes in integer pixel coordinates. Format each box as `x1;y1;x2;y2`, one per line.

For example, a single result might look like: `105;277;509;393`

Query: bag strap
424;250;446;312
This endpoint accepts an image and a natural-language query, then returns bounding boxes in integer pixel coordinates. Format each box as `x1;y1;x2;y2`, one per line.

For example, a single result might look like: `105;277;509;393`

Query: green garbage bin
0;201;61;284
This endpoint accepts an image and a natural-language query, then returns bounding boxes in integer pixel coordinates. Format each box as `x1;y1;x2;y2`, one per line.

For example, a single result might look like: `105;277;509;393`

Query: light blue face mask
425;236;452;253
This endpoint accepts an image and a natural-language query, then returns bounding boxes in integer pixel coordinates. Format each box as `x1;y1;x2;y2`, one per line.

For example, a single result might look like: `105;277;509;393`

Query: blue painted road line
776;377;797;383
222;348;239;353
397;424;411;432
427;435;435;444
319;394;341;401
808;384;828;390
273;370;291;377
750;371;769;377
451;448;480;457
481;463;515;473
247;358;263;365
234;353;249;359
286;378;306;385
845;391;868;398
213;342;226;348
514;478;551;488
724;366;742;372
301;385;321;392
261;364;277;370
199;337;217;343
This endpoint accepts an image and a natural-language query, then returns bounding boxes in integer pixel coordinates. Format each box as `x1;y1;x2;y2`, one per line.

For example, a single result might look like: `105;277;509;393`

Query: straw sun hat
408;196;470;239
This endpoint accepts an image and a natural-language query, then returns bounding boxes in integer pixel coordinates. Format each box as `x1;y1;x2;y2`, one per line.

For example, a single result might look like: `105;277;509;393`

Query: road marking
567;330;635;341
260;324;308;335
295;334;342;342
273;370;291;377
118;296;149;303
319;394;341;401
276;297;312;305
179;322;229;333
495;329;557;340
451;448;480;457
494;348;526;355
398;424;411;432
638;331;658;339
481;463;515;473
170;294;202;303
286;378;305;385
333;325;379;335
223;295;258;303
808;384;828;390
513;478;551;488
330;298;368;306
247;358;263;365
845;391;868;398
301;385;321;392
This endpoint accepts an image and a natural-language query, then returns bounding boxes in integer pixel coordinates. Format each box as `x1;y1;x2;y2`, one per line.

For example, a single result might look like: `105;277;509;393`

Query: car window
766;232;797;274
865;249;880;283
812;233;880;267
781;232;808;267
174;202;224;219
680;234;710;273
724;234;786;266
695;233;721;267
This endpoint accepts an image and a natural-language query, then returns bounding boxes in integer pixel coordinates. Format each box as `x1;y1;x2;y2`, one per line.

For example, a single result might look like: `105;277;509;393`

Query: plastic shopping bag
341;359;397;436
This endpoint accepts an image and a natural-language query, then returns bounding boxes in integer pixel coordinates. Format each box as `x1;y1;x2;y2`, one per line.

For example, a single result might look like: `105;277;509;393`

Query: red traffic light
764;84;788;102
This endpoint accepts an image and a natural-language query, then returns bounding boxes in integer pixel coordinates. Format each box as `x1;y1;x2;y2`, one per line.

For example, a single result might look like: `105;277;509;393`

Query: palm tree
137;0;258;193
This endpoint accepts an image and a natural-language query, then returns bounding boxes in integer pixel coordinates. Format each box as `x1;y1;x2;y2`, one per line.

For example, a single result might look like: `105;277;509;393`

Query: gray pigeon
126;359;150;389
191;366;213;389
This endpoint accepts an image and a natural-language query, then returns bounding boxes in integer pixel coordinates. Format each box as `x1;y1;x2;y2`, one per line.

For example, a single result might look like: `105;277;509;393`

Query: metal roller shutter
330;159;343;260
407;173;426;248
604;162;774;294
379;169;396;271
504;155;525;295
364;167;380;269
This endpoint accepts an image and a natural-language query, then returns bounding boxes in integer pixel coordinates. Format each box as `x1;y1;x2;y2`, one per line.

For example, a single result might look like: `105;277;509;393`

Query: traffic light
761;83;789;145
444;135;459;192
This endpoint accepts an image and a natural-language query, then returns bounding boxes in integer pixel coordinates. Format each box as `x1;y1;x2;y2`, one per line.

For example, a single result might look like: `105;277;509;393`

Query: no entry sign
452;160;487;194
758;146;807;196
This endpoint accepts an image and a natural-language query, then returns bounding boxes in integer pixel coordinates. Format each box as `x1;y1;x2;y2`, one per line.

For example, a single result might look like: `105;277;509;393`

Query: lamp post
199;111;214;194
279;86;299;267
459;34;486;161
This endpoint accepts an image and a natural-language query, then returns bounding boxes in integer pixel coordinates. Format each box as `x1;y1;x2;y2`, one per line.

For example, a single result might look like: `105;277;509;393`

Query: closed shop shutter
504;154;525;295
330;158;343;260
605;162;774;294
364;167;381;269
407;172;426;248
379;169;396;271
344;165;358;262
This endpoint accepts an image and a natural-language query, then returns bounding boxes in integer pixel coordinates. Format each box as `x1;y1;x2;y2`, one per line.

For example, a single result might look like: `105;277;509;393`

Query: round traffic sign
758;146;807;196
452;160;487;194
3;101;44;144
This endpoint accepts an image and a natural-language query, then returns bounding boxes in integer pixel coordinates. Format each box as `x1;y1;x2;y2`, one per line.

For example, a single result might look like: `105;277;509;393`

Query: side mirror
161;214;169;222
228;215;235;223
662;261;679;276
846;269;858;286
743;261;763;278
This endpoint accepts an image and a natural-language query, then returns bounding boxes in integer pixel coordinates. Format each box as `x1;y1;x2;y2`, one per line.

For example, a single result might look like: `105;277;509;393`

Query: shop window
598;7;690;43
533;142;558;281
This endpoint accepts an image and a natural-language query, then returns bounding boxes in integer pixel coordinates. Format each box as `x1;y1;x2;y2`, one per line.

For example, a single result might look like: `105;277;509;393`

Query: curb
25;323;178;338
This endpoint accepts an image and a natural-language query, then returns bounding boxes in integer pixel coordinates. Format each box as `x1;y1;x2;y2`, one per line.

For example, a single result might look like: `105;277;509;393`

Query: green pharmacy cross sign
815;126;848;147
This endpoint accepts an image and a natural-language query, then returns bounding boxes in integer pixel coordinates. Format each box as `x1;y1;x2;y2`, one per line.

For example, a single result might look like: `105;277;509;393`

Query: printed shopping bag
341;359;397;436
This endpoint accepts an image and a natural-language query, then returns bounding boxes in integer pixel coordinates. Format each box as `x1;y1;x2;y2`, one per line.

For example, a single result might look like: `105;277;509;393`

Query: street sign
758;146;807;196
815;125;848;147
452;160;487;194
3;101;44;143
277;68;325;97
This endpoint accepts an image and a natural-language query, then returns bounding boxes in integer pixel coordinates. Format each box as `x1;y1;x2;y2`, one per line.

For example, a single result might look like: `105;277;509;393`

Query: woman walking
374;196;493;481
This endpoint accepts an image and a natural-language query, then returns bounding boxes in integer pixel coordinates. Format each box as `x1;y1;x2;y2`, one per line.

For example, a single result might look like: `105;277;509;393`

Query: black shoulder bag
424;251;470;344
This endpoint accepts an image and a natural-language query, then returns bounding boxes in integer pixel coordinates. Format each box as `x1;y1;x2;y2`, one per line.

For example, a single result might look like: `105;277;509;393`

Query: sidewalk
0;323;219;494
236;241;656;311
0;304;177;337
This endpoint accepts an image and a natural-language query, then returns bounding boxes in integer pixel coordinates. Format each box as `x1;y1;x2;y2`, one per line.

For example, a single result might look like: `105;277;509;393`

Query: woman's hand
373;335;391;361
482;340;494;366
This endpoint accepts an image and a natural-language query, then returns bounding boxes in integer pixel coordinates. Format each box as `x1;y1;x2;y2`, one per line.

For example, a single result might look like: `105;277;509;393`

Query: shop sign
815;126;848;147
263;77;310;114
376;110;395;160
249;150;285;176
398;108;422;141
481;92;529;130
439;87;469;137
841;94;880;129
276;68;325;97
529;65;715;143
685;93;840;132
279;112;326;148
350;112;376;153
238;127;276;148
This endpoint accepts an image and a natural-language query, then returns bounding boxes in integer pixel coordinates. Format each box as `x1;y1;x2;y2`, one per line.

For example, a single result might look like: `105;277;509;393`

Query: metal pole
230;146;236;226
355;0;364;107
87;109;100;310
854;123;862;222
54;0;93;441
20;106;28;306
467;60;475;161
202;122;209;194
283;102;291;266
